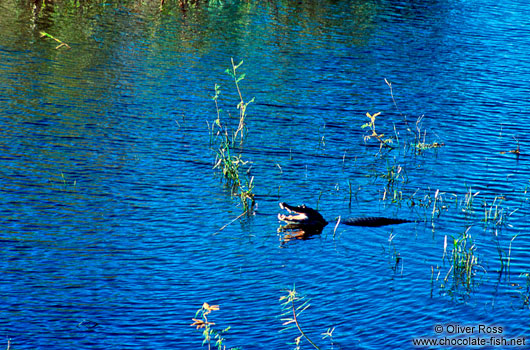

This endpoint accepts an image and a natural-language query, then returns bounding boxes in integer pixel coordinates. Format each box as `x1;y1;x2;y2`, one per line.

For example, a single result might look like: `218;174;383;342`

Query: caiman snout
277;202;328;228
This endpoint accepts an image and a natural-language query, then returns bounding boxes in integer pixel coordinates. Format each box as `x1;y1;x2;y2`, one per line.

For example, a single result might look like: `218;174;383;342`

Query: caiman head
277;202;328;229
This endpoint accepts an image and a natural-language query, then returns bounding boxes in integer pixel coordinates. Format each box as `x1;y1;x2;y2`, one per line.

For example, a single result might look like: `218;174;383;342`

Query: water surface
1;0;529;349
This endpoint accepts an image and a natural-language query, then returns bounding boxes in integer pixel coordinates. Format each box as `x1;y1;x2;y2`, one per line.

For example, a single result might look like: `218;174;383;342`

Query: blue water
1;0;529;349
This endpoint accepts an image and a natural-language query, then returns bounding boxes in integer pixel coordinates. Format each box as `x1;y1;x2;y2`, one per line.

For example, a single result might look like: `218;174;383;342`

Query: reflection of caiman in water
277;202;413;240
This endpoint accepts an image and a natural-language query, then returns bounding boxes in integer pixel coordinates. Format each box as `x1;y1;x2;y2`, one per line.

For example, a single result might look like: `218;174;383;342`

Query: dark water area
1;0;530;349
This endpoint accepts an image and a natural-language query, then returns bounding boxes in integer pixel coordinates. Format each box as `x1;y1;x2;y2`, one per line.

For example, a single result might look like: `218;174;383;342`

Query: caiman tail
343;217;413;227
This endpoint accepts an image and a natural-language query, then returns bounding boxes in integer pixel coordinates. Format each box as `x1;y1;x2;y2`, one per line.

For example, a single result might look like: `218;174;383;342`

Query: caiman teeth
279;202;292;213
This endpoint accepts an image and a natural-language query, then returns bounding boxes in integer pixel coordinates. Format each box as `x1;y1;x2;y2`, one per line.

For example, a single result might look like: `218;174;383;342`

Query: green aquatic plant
213;130;246;191
409;115;444;155
462;186;479;218
239;176;255;214
387;232;402;274
441;227;485;297
430;265;442;298
413;140;444;154
492;229;519;276
321;327;336;344
519;271;530;309
362;112;395;151
278;286;341;349
210;58;254;146
190;302;240;350
280;286;320;350
212;128;256;215
451;232;478;287
380;162;404;184
381;163;405;192
212;83;222;130
225;58;255;143
210;59;256;216
383;79;444;156
376;159;408;204
385;78;403;118
382;186;403;204
414;189;452;224
346;180;353;207
482;195;515;229
48;172;77;192
430;189;450;219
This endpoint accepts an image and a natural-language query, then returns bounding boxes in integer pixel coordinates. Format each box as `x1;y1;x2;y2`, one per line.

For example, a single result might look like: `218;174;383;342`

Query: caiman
277;202;412;238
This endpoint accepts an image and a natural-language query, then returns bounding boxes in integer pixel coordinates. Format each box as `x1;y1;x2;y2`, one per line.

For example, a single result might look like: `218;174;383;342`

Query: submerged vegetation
440;227;483;296
361;79;443;156
191;287;337;350
209;69;528;311
199;72;529;346
355;79;530;302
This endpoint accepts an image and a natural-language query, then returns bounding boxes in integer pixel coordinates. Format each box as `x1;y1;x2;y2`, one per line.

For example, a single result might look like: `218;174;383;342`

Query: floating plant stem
507;233;519;276
432;189;440;219
519;271;530;309
212;83;222;128
333;216;341;238
492;229;505;272
500;136;521;157
385;78;404;119
348;179;352;208
316;190;323;210
39;31;70;49
214;212;247;235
